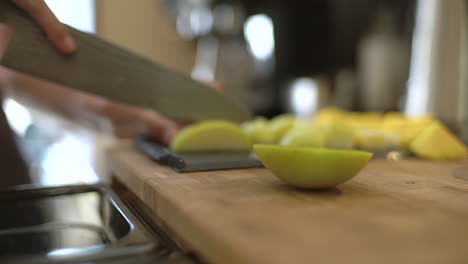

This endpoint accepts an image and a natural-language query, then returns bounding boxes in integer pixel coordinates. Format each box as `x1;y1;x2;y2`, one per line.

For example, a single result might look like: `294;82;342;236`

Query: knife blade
0;2;252;122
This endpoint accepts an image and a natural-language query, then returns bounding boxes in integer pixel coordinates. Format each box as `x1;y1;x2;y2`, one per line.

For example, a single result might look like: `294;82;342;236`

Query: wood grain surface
108;142;468;264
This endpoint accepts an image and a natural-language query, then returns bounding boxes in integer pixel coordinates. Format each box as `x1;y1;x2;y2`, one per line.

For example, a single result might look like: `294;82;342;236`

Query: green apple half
170;121;251;153
254;144;373;189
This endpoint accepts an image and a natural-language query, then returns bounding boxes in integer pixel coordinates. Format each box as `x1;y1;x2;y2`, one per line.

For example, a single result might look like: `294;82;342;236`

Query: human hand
92;97;187;145
11;0;76;54
93;79;225;144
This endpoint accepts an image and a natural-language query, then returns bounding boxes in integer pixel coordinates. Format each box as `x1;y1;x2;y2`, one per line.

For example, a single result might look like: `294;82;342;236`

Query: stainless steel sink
0;184;193;264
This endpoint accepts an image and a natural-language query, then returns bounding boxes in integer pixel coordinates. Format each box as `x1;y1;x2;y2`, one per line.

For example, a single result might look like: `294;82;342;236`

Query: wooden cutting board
108;142;468;264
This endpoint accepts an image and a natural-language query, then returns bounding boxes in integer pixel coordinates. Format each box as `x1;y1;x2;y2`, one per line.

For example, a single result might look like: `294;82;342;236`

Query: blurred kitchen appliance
166;0;271;114
166;0;417;116
404;0;468;131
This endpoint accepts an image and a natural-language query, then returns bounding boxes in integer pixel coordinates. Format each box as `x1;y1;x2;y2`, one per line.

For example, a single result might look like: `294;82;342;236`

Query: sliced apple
409;121;467;160
401;116;435;147
280;127;327;147
322;121;354;149
354;129;386;151
254;144;373;189
170;121;251;153
314;107;344;125
241;117;275;144
269;114;296;143
280;123;326;148
382;112;407;131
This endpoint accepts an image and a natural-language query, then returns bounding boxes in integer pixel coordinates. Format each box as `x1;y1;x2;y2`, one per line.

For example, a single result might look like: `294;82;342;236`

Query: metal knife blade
0;2;252;122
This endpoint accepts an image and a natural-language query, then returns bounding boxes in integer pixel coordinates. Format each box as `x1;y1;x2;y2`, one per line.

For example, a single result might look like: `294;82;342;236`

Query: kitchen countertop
108;141;468;264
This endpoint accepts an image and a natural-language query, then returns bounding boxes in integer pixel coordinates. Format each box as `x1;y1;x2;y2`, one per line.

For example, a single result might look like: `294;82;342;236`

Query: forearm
0;67;112;131
0;67;181;143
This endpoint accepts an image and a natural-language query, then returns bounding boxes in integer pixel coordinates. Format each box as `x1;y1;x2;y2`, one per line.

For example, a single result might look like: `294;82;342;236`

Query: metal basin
0;184;175;263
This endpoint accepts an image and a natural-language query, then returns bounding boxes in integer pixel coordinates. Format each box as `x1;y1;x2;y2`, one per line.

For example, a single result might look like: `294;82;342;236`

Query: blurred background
3;0;466;184
165;0;416;116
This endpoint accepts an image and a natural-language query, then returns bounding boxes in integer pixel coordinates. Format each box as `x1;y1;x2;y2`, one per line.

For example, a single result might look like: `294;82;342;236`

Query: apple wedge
409;121;467;160
254;144;373;189
280;124;327;148
269;114;296;143
170;121;251;153
241;117;275;144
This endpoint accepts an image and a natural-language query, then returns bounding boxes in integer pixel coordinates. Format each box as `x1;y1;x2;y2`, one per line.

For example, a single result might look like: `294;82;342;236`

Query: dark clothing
0;94;31;188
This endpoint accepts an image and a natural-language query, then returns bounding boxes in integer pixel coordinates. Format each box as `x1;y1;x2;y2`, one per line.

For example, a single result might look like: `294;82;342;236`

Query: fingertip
51;33;76;54
47;23;76;54
14;0;76;54
62;35;76;54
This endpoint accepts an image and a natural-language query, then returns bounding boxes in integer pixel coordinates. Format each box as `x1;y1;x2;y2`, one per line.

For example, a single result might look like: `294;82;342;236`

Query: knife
0;2;252;122
134;136;262;172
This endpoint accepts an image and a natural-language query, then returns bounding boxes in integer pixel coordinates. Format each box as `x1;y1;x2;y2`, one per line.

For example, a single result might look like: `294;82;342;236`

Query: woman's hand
11;0;76;54
91;96;185;145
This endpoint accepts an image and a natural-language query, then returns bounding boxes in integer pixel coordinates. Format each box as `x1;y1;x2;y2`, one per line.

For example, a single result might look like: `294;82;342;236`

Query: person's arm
0;67;181;145
1;0;182;144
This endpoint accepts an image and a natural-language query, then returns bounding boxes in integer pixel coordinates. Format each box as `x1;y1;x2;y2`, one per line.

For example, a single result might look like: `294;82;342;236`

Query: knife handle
134;136;185;170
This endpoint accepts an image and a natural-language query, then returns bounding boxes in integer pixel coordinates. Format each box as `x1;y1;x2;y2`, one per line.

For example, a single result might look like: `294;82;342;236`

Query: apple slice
170;121;251;153
409;121;467;160
269;114;296;143
280;124;327;148
254;144;373;189
241;117;275;144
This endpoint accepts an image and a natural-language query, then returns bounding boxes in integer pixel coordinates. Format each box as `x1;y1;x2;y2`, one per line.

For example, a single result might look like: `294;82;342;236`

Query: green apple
268;114;296;143
241;117;275;144
170;121;251;153
254;144;373;189
280;124;327;148
322;122;354;149
354;129;386;151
